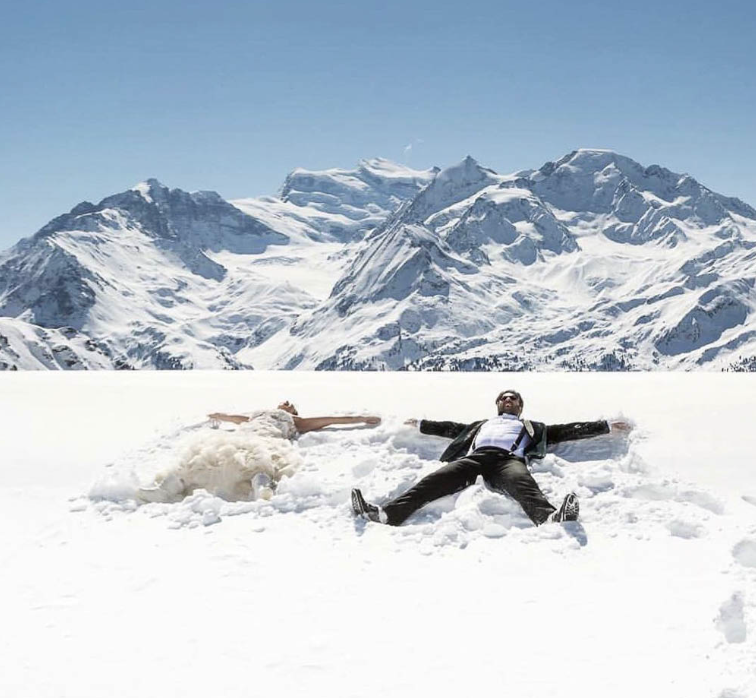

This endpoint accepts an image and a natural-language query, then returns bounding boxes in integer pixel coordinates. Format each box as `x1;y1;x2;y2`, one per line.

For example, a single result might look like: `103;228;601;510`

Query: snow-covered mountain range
2;150;756;370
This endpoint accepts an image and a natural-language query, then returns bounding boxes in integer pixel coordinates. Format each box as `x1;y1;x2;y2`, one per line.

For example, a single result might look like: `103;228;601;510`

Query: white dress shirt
470;413;531;457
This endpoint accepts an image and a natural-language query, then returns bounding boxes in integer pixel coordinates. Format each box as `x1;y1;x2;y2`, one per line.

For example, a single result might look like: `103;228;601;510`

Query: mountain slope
252;151;756;370
0;181;311;368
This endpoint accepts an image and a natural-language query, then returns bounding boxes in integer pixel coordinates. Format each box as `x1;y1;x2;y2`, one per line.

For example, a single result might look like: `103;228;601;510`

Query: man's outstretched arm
405;418;470;440
546;419;631;444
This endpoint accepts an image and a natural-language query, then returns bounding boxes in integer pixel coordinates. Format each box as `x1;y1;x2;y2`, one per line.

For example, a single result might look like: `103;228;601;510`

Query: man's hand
404;418;418;427
610;420;633;434
362;416;381;425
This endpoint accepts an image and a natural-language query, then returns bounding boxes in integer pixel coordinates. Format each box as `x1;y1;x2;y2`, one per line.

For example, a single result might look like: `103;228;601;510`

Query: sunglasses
497;394;520;402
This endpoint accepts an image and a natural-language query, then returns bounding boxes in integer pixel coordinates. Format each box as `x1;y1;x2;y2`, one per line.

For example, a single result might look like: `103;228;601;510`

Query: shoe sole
563;493;579;521
554;493;579;522
351;489;365;517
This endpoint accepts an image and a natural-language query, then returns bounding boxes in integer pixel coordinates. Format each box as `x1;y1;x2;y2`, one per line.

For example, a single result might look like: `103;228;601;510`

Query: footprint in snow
352;458;377;478
624;482;724;514
667;519;705;539
577;470;614;494
732;538;756;569
715;591;747;644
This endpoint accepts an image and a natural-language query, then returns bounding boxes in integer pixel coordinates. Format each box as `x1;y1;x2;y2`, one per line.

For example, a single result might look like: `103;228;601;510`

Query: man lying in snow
352;390;631;526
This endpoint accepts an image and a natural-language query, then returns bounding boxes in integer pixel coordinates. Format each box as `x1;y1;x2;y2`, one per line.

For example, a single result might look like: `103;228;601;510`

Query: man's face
496;391;522;416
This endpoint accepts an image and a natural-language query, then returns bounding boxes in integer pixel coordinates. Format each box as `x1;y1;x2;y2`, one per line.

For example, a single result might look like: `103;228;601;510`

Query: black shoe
351;488;387;523
552;492;579;522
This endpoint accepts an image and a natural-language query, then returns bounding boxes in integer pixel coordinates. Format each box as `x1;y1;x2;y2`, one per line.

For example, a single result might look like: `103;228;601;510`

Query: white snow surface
2;371;756;698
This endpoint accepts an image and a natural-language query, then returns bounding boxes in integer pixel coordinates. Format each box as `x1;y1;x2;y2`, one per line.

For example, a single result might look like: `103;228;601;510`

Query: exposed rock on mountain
0;317;115;370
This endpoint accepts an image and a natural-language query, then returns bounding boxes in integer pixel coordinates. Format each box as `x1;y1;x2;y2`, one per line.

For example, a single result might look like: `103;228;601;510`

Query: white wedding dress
137;409;301;503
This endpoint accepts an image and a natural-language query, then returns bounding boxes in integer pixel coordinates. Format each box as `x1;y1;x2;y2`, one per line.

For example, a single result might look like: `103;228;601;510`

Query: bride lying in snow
137;401;381;504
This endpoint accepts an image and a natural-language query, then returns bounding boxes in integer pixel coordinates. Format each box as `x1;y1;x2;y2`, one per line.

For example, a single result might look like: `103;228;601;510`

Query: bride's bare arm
292;415;381;434
208;412;250;425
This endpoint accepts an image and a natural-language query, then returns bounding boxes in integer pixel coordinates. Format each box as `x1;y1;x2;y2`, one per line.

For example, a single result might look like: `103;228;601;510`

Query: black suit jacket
419;417;610;463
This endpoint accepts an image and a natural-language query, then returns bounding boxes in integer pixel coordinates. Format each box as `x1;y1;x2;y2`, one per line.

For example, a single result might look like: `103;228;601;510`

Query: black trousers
382;448;556;526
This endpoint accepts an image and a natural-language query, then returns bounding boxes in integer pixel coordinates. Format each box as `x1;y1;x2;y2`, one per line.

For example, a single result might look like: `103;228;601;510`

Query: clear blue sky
1;0;754;251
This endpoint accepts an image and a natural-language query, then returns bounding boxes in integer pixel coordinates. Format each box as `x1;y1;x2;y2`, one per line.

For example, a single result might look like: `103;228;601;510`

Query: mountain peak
131;179;168;203
541;150;692;191
277;159;438;241
539;149;643;177
436;155;492;182
356;157;438;180
400;156;501;223
357;156;395;171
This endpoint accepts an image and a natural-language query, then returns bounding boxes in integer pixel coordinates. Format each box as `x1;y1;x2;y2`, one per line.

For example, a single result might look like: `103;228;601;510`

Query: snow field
2;371;756;697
